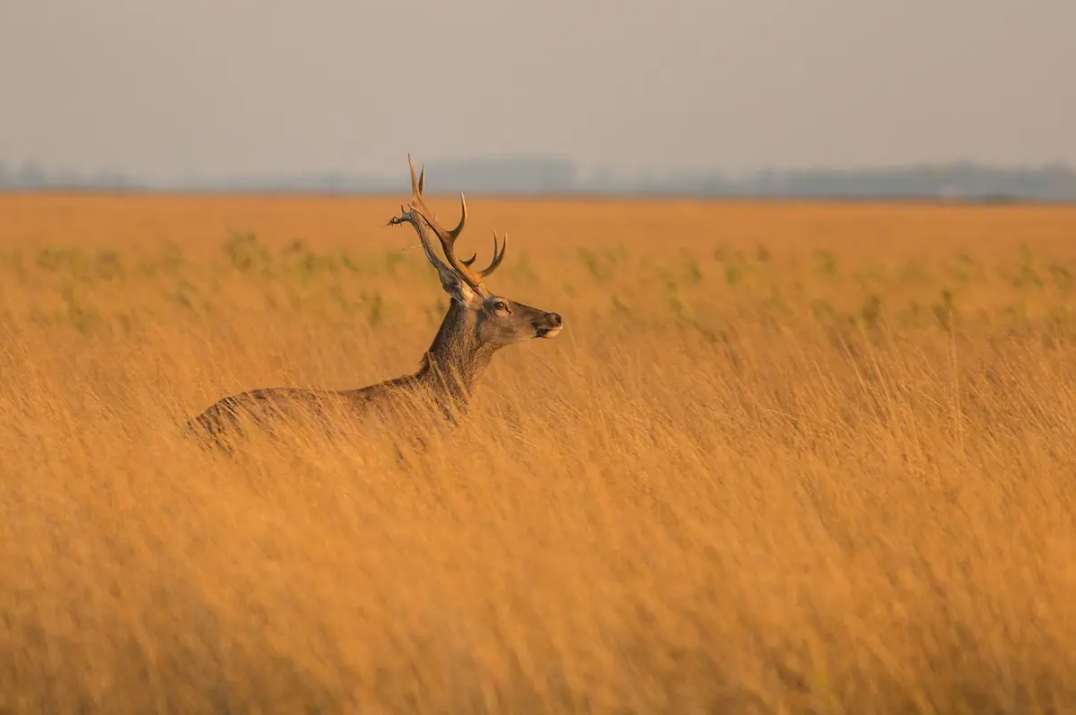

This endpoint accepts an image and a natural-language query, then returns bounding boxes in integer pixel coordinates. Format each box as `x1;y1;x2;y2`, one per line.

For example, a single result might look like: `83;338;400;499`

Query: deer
185;155;564;448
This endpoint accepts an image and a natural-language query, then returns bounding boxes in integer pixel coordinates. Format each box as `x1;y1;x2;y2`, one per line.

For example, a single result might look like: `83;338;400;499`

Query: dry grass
1;193;1075;714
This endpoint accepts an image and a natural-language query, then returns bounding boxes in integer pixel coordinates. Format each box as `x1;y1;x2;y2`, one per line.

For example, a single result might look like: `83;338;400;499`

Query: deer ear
436;267;478;305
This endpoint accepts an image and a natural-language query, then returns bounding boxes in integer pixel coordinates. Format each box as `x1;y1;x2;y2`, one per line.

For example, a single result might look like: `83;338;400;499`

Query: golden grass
2;193;1076;714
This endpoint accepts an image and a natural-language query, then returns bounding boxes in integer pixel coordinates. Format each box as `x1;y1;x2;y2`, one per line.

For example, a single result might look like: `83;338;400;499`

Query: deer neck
416;300;495;414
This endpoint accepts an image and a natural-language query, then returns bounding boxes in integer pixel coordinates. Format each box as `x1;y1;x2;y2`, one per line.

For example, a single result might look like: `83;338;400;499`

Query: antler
397;154;507;291
461;230;508;279
386;203;454;287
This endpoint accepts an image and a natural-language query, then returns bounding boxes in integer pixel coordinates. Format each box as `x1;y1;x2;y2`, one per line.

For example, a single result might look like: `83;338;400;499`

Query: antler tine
412;191;467;243
431;192;483;289
407;153;427;200
458;231;507;276
476;231;508;278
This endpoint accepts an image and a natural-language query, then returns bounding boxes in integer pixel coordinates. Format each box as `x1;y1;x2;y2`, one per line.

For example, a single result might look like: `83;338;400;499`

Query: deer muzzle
534;312;563;338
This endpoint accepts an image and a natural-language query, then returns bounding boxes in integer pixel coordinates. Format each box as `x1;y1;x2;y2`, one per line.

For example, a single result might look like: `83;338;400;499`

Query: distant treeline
2;157;1075;201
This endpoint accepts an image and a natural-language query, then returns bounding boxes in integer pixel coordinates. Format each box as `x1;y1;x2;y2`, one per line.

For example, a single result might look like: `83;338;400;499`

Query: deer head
388;155;563;350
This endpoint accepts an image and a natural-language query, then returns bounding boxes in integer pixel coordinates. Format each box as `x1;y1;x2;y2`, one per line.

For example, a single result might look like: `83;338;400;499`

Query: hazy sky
2;1;1074;179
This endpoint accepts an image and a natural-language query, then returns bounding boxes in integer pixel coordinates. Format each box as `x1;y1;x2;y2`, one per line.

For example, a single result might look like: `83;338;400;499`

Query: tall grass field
2;194;1075;713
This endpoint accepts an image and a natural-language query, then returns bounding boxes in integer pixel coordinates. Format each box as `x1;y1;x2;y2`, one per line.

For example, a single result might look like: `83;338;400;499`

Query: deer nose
549;312;563;327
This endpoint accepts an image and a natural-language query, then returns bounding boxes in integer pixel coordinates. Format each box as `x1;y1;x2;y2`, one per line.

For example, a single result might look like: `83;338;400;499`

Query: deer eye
493;300;510;313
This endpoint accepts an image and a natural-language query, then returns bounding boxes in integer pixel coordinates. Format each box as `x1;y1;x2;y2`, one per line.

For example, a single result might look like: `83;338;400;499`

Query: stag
185;155;563;446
